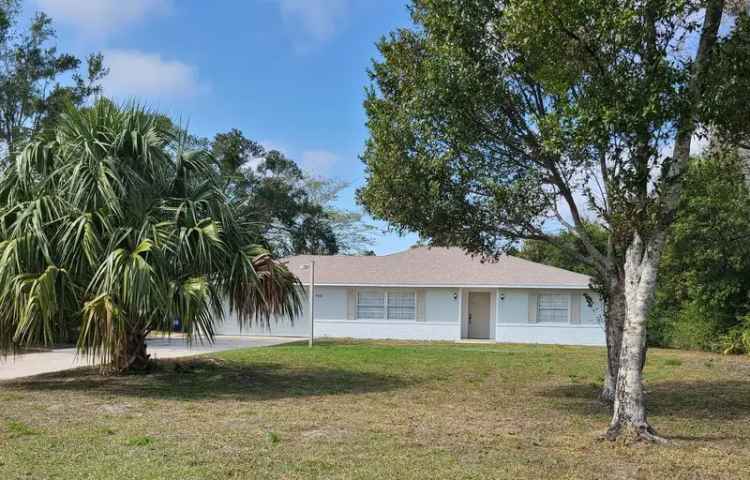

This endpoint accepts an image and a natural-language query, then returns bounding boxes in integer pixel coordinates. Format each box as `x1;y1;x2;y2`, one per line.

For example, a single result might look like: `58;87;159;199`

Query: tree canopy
211;128;376;256
0;0;106;161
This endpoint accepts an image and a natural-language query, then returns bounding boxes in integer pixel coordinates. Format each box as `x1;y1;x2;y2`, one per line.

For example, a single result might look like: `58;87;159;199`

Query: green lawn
1;340;749;479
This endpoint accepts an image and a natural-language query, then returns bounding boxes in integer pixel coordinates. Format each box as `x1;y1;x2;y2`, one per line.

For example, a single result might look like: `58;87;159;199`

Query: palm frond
223;245;303;329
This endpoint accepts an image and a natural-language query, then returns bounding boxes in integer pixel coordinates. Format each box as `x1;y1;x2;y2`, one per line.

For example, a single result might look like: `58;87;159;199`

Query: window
537;294;569;323
387;291;416;320
356;290;417;320
357;290;385;319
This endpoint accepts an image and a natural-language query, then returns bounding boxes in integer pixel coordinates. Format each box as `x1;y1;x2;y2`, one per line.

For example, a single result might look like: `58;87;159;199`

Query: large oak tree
359;0;749;441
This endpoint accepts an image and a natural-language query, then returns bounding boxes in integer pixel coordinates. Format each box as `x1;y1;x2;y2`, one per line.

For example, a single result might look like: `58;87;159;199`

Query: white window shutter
570;294;581;324
528;292;538;323
347;288;356;320
416;289;426;322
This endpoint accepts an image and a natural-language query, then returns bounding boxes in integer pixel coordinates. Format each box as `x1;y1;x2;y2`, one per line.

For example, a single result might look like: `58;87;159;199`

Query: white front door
468;292;491;339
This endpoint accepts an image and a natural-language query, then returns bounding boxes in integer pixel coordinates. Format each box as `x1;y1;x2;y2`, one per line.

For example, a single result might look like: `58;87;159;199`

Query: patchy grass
126;435;154;447
0;340;749;479
4;419;39;438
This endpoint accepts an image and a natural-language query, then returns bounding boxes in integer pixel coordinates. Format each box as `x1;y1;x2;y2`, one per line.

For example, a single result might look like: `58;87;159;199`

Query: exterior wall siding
495;289;605;345
494;323;605;346
315;287;460;340
217;285;606;346
316;320;459;341
216;286;312;337
424;289;460;324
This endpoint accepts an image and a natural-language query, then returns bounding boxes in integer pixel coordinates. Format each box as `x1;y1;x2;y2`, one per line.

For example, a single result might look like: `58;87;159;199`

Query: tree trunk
606;233;666;442
601;366;616;404
603;0;724;442
111;329;151;374
601;276;626;403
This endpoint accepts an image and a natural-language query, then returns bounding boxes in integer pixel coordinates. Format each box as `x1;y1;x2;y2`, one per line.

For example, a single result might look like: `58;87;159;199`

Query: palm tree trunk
112;328;151;373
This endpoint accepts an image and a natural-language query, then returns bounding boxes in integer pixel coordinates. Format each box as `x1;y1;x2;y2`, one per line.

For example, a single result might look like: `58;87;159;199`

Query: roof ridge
507;254;590;278
380;245;434;256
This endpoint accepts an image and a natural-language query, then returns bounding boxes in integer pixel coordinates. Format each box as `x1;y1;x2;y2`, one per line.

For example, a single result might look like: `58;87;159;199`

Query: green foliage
658;303;724;352
517;223;608;276
265;431;281;444
211;129;376;256
702;13;750;149
126;436;154;447
717;316;750;355
0;0;107;159
359;1;720;264
358;0;558;257
359;1;750;373
5;419;38;438
0;100;302;371
358;0;748;272
522;150;750;354
303;177;379;255
515;149;750;355
649;151;750;352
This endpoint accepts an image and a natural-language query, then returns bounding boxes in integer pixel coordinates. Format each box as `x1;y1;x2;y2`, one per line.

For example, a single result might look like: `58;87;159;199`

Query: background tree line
206;128;377;257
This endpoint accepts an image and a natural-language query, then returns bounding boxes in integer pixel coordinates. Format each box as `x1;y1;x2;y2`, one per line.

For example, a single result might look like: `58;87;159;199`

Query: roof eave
304;283;591;290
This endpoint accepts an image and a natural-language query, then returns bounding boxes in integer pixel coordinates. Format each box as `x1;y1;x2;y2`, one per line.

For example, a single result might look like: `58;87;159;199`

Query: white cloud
279;0;349;52
33;0;172;36
260;140;290;155
300;149;338;174
101;49;205;100
255;142;339;175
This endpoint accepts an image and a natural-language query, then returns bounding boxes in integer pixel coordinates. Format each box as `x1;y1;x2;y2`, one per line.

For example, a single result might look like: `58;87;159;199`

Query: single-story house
217;247;605;346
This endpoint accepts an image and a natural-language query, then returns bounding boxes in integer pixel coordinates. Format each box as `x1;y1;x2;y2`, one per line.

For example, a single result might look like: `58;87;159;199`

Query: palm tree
0;100;302;373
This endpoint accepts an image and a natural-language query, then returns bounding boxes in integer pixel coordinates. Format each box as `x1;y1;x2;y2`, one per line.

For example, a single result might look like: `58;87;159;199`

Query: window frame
385;290;417;321
356;289;417;321
356;289;386;320
536;293;571;324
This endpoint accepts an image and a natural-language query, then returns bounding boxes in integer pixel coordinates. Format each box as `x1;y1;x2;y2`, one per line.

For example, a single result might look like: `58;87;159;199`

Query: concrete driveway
0;335;301;380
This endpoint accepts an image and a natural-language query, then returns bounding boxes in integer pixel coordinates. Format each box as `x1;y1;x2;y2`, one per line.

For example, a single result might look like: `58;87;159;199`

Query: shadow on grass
4;357;414;401
540;380;750;421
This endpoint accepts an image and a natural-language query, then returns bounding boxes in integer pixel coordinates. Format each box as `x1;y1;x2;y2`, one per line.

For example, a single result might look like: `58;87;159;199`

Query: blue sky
27;0;420;254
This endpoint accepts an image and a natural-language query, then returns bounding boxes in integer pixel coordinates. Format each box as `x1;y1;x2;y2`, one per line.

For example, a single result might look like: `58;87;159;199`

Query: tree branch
664;0;726;220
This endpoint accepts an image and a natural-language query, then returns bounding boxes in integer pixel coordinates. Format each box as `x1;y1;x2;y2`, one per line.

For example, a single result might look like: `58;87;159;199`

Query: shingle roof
284;247;591;288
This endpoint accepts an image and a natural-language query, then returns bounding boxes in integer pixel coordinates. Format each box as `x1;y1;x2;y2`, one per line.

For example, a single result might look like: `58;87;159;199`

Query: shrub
717;315;750;355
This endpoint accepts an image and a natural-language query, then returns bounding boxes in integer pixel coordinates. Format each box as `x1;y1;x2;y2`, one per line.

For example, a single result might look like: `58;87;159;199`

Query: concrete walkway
0;335;301;380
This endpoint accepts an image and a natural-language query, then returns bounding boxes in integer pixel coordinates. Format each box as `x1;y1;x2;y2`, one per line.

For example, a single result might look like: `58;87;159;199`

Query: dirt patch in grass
98;403;131;415
0;341;748;479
